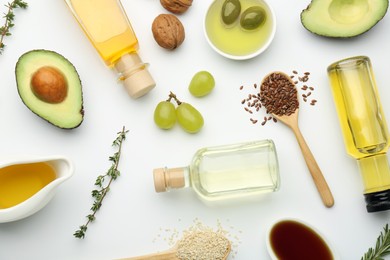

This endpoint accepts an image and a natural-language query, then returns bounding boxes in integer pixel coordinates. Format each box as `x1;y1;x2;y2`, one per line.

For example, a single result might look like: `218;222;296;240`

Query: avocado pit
31;66;68;104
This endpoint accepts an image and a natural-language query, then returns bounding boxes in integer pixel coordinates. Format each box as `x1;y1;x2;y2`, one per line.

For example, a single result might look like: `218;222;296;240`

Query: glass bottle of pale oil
328;56;390;212
153;140;280;205
64;0;155;98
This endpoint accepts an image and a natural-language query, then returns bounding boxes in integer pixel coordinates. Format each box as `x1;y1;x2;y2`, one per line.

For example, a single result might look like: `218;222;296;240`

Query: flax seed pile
240;70;318;126
291;70;318;105
260;72;299;117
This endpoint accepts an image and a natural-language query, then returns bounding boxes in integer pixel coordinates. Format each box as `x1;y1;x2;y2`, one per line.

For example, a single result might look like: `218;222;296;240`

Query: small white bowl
266;218;339;260
0;155;74;223
204;0;276;60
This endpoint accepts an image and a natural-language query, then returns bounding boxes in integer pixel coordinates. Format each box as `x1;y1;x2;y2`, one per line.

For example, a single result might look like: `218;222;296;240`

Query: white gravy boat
0;155;74;223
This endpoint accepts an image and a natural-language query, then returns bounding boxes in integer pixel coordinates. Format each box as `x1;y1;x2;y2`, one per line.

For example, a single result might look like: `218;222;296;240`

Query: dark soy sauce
270;220;333;260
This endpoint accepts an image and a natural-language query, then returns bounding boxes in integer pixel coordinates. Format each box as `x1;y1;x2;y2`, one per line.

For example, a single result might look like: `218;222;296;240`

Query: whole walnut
152;14;185;50
160;0;193;14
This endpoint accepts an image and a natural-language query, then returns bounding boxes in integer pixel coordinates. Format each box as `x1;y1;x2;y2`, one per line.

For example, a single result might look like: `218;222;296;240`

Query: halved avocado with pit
301;0;389;37
15;49;84;129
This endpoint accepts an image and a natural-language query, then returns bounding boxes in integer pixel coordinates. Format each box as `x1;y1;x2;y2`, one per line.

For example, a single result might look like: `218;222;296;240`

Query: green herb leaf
361;224;390;260
0;0;28;55
73;225;87;239
73;126;129;239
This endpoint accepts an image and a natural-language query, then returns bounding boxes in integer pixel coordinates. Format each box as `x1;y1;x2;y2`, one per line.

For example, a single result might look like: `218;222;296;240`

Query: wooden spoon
119;241;231;260
119;245;178;260
262;72;334;208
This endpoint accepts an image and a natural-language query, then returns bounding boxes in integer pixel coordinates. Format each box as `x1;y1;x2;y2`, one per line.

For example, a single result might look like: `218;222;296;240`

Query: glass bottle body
154;140;280;205
64;0;155;98
327;56;390;212
328;56;389;158
65;0;138;66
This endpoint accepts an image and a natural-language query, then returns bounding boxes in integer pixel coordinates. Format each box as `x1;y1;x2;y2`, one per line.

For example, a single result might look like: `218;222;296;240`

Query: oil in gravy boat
0;155;74;223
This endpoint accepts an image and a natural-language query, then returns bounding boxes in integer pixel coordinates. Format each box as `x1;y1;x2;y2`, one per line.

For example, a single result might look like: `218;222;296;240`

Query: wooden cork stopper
153;167;185;192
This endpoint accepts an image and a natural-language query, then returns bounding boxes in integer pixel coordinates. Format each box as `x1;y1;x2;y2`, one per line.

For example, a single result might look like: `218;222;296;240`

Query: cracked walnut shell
160;0;193;14
152;14;185;50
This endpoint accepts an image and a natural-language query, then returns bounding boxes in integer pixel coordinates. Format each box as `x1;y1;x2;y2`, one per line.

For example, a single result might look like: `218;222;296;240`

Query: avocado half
15;50;84;129
301;0;389;37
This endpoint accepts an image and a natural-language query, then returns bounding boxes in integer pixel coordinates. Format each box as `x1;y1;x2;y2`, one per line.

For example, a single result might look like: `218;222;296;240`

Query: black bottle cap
364;189;390;213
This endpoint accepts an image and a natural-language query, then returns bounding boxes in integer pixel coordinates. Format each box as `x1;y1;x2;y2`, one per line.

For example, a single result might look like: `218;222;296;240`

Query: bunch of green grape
154;92;204;133
154;71;215;133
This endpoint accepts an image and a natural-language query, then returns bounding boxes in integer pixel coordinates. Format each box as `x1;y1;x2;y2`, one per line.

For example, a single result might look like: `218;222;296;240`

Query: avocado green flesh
15;50;84;129
301;0;389;37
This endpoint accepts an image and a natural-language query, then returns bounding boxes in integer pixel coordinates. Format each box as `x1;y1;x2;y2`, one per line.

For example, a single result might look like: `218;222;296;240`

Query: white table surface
1;0;390;259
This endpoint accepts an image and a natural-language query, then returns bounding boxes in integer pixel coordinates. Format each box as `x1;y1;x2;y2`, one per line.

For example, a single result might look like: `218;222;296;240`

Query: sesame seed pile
176;229;230;260
154;218;241;259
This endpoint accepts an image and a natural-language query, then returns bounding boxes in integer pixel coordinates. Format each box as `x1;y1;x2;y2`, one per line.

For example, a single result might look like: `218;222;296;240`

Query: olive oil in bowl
204;0;276;60
0;162;56;209
0;156;74;223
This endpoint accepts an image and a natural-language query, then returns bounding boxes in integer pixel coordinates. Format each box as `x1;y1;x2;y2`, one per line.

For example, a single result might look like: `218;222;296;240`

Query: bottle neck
153;166;190;192
358;153;390;212
358;153;390;193
114;53;155;98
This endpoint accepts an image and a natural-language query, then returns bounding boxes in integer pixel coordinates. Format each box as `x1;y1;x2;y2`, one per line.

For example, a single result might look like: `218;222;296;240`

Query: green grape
176;103;204;133
154;101;176;129
188;71;215;97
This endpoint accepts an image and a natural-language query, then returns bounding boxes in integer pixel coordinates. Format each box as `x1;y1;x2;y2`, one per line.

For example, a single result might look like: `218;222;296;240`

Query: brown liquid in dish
270;220;333;260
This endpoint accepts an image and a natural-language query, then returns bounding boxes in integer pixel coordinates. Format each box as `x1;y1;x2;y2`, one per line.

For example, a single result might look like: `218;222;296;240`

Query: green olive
240;6;267;30
221;0;241;26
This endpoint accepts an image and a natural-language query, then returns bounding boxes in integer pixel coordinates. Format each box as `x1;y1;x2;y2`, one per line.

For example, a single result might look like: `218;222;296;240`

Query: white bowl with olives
204;0;276;60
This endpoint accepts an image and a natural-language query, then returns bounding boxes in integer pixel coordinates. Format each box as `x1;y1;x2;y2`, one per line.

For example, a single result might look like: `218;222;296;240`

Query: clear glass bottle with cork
64;0;155;98
327;56;390;212
153;140;280;205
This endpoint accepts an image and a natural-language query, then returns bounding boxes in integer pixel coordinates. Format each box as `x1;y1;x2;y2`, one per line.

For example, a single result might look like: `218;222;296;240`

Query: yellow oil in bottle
205;0;274;57
65;0;155;98
329;64;390;191
0;162;56;209
328;56;390;212
328;64;388;158
67;0;138;66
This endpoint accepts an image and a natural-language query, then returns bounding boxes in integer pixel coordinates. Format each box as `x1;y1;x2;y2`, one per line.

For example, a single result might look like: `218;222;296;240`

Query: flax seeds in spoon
260;72;299;116
240;70;317;125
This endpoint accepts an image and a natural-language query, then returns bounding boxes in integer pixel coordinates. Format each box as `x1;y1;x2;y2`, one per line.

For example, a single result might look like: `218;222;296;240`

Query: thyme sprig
74;126;129;239
361;224;390;260
0;0;28;54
